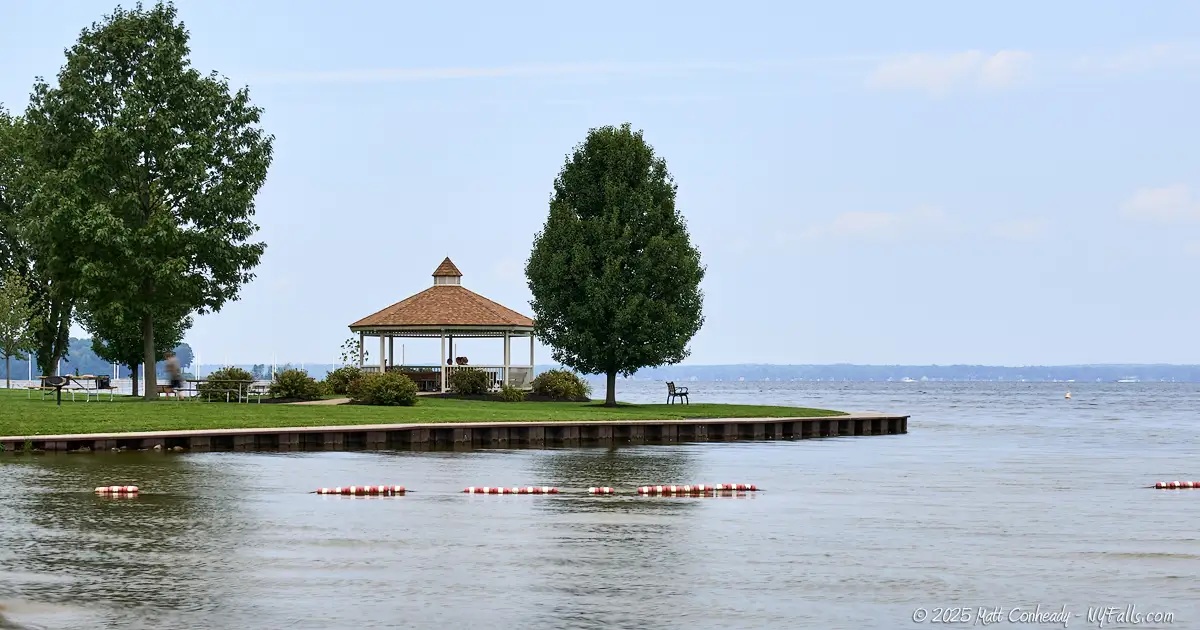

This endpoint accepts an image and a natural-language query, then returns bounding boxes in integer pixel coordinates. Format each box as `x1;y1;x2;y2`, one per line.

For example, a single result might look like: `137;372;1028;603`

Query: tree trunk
130;364;139;398
35;298;73;377
605;370;617;407
142;313;157;401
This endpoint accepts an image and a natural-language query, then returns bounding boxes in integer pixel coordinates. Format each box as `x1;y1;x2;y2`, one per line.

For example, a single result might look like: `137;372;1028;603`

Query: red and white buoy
463;486;558;495
637;483;759;495
588;487;616;495
316;485;405;496
1154;481;1199;490
95;485;139;495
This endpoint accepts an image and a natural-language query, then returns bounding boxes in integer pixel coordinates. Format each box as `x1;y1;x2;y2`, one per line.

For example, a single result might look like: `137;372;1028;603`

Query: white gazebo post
357;332;364;369
503;331;511;386
389;337;395;369
529;334;535;375
379;334;386;372
440;330;447;391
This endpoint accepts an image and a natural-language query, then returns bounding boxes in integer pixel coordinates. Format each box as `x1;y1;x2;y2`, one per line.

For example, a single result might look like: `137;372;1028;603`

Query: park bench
666;381;689;405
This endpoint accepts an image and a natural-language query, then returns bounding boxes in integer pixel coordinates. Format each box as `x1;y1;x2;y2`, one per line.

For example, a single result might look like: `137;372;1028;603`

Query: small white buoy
1065;392;1071;399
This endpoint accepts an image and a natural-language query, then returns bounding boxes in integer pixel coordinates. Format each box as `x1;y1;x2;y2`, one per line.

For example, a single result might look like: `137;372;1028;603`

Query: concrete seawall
0;413;908;454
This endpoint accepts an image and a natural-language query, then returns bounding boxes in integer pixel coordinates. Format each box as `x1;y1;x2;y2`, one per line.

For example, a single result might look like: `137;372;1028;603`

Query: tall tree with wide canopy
526;123;705;406
25;2;273;399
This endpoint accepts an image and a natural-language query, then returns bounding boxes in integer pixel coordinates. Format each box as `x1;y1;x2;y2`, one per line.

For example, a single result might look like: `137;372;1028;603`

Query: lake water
1;381;1198;629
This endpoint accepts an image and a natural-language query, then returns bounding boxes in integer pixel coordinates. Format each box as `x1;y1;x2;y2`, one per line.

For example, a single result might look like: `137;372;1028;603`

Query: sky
2;1;1199;366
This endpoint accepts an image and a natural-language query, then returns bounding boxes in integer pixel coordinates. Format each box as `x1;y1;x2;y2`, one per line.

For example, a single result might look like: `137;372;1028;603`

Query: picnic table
28;375;117;402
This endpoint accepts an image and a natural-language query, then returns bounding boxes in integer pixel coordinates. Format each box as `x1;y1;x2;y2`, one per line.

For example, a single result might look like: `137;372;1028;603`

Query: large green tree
0;108;77;377
526;123;705;406
82;302;192;397
25;2;273;399
0;270;37;389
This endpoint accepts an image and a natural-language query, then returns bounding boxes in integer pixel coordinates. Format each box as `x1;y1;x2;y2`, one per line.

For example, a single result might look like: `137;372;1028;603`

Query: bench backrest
666;381;677;393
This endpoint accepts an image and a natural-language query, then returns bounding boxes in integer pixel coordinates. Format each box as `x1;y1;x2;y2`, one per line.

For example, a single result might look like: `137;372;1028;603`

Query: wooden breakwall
0;413;908;454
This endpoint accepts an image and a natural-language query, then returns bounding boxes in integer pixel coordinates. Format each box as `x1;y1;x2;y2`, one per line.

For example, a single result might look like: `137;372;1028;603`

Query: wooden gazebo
348;258;536;391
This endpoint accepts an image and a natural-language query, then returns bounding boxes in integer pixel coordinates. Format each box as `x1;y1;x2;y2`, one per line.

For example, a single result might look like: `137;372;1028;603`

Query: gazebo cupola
432;257;462;286
348;257;536;391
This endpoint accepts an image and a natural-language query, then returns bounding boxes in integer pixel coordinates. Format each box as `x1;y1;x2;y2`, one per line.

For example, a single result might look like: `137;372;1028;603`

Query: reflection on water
2;382;1200;629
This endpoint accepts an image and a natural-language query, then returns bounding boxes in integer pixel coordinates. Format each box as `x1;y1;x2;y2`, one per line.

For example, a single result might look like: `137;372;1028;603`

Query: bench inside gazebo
349;258;536;392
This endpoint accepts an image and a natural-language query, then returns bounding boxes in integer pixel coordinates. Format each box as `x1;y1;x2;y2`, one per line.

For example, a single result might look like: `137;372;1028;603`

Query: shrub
351;372;418;406
269;368;322;401
198;366;255;401
499;384;525;402
448;368;491;395
324;366;363;395
530;369;591;400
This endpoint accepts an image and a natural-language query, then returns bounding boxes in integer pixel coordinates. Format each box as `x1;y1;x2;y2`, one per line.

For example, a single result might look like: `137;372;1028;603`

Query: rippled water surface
1;382;1198;629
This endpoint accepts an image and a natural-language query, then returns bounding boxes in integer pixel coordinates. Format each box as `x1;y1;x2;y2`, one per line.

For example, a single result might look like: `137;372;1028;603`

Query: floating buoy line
463;486;558;495
1152;481;1199;490
90;483;764;498
315;486;406;496
95;486;138;495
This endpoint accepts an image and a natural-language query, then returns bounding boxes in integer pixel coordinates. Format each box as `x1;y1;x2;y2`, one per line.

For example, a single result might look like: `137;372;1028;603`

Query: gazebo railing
356;365;532;390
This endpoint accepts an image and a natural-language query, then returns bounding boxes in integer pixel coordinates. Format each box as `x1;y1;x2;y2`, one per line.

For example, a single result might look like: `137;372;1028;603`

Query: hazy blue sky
3;1;1199;366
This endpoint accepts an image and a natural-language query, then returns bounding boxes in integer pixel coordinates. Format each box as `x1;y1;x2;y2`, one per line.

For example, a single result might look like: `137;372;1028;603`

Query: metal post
440;331;446;391
503;331;510;386
389;337;395;368
379;335;385;372
357;332;364;368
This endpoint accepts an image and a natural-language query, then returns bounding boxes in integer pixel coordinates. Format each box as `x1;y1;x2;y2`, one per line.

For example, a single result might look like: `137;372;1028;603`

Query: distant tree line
621;364;1200;383
0;338;193;382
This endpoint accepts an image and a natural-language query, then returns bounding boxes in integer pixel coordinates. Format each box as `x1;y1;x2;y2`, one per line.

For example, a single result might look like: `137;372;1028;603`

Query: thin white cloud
1121;184;1200;223
990;218;1051;242
790;205;959;242
867;50;1032;95
243;43;1199;89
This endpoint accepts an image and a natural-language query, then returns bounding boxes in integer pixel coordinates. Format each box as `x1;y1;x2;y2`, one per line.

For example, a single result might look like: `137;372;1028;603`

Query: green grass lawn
0;389;843;437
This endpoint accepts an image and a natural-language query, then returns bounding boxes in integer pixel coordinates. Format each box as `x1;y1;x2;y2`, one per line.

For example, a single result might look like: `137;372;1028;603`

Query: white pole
28;356;32;381
402;344;405;366
503;331;510;386
440;331;446;391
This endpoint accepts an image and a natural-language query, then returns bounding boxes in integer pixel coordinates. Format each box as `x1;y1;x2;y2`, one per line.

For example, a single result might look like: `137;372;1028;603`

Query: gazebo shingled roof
349;258;533;330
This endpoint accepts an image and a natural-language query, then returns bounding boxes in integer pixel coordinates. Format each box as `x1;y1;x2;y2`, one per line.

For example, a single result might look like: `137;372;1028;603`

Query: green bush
530;369;591;400
448;368;491;395
198;366;255;401
324;366;363;395
269;368;322;401
499;384;525;402
350;372;419;406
